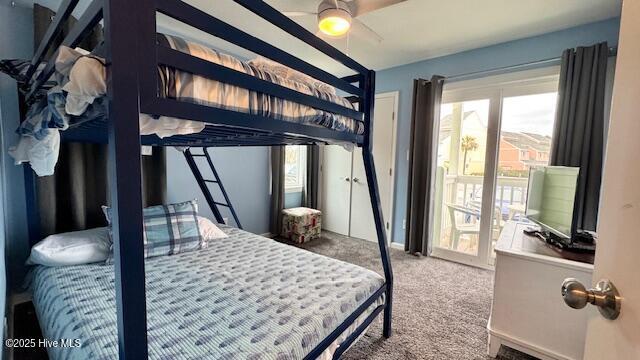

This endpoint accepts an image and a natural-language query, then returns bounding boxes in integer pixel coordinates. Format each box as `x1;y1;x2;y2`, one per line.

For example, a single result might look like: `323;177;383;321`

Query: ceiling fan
283;0;408;43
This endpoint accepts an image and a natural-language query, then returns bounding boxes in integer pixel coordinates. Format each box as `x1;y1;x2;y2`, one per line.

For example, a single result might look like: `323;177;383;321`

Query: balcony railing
443;174;529;215
433;170;529;252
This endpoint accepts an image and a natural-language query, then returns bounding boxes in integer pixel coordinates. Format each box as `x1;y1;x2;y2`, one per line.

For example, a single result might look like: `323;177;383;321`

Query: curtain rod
444;46;617;84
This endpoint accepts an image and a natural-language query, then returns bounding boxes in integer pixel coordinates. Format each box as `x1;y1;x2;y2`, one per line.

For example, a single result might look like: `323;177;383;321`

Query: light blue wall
376;18;621;245
166;144;302;235
166;147;271;234
0;3;34;343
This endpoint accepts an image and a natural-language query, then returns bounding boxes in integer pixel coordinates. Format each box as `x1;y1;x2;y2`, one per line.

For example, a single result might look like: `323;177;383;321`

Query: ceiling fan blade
349;0;408;17
282;11;317;17
351;18;383;44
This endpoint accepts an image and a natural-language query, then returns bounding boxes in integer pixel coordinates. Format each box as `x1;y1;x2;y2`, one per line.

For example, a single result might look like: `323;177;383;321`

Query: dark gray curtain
550;43;608;232
405;76;444;255
302;145;320;209
34;5;166;236
270;146;286;235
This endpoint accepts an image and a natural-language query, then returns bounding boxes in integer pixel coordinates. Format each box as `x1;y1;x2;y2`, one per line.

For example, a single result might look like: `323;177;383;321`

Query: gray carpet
291;232;537;360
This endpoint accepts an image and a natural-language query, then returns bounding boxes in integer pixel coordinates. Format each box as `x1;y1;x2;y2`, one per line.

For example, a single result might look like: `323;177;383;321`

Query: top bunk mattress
14;33;364;142
6;33;363;176
27;225;385;360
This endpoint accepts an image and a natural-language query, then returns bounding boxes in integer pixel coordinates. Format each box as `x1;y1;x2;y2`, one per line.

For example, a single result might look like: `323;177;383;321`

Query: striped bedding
6;33;362;176
13;33;363;142
28;225;385;360
156;34;364;136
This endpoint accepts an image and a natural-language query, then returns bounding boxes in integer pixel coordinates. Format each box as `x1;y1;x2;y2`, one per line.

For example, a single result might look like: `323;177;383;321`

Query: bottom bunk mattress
28;226;385;360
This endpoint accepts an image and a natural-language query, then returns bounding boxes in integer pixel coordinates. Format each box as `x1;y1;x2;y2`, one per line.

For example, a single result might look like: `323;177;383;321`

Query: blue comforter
28;226;384;359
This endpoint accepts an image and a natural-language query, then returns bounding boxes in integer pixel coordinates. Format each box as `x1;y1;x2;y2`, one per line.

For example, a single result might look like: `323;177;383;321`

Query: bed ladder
183;148;243;229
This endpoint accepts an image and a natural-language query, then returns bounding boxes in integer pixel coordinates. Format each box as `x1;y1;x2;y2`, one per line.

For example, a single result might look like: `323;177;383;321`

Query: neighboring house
438;111;551;175
499;132;551;171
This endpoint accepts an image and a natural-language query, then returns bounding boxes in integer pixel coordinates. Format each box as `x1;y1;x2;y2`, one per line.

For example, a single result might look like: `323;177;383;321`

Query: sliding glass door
487;90;558;264
431;68;559;268
431;96;496;266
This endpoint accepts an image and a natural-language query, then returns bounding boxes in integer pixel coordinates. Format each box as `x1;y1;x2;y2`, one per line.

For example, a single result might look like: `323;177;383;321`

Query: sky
502;92;558;136
440;92;558;136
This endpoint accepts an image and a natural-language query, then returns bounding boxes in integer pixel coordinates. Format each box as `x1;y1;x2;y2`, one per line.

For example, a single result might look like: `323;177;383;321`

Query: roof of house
501;131;551;152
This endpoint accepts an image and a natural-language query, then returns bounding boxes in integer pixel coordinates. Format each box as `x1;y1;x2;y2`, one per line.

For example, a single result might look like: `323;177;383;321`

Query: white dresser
488;221;595;360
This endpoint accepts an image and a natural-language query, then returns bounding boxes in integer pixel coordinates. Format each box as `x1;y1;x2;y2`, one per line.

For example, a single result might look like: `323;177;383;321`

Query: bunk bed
12;0;394;359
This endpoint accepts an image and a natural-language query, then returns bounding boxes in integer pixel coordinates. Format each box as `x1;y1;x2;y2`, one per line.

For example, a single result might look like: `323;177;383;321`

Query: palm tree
461;135;479;175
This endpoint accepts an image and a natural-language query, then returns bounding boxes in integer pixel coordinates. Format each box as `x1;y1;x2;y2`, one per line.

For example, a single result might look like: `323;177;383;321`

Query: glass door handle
561;278;621;320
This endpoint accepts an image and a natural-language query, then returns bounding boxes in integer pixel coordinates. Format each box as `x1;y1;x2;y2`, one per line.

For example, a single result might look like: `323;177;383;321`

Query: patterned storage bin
281;207;322;244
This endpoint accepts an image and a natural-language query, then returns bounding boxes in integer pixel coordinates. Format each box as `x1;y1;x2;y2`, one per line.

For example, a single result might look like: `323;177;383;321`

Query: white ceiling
22;0;621;75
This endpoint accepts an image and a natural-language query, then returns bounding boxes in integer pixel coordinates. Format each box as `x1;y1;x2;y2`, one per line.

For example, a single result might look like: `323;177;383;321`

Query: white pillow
198;216;229;242
27;227;111;267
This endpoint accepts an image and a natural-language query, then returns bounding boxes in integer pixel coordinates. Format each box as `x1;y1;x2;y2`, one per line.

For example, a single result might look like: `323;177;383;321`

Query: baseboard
389;242;404;251
487;325;576;360
260;232;275;238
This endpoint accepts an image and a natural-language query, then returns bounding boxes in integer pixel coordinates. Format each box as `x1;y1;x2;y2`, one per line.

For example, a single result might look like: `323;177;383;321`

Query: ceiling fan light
318;8;352;37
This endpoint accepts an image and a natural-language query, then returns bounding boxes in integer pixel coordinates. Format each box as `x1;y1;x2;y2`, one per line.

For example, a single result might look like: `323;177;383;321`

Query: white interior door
321;145;352;235
350;93;397;243
321;92;397;241
583;2;639;358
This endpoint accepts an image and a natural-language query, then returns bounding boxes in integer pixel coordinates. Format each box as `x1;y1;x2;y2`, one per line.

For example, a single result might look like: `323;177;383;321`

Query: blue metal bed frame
19;0;393;358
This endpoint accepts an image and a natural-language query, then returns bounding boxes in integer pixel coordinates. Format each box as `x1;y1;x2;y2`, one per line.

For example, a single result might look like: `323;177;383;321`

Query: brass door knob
561;278;621;320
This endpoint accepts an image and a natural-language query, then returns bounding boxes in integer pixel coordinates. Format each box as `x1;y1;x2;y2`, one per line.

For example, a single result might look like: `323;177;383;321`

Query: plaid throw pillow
102;200;203;260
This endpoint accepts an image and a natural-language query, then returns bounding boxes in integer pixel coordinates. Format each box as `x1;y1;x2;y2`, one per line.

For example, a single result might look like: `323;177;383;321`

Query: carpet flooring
294;232;537;360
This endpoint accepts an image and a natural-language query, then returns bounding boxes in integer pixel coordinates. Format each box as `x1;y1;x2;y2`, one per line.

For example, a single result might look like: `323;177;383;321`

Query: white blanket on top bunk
11;34;360;176
10;47;207;176
59;47;208;138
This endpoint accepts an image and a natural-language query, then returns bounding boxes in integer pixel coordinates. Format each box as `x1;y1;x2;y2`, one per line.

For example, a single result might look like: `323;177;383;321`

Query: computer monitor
525;166;580;240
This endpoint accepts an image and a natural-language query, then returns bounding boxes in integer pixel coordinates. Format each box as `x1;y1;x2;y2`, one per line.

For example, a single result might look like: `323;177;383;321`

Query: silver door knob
561;278;621;320
353;177;360;183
